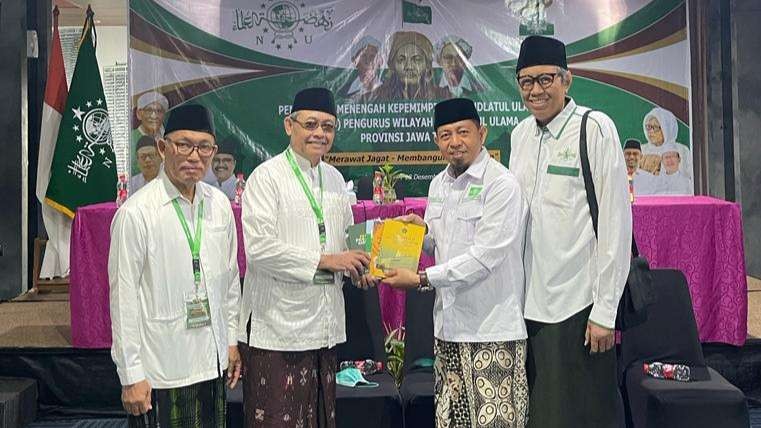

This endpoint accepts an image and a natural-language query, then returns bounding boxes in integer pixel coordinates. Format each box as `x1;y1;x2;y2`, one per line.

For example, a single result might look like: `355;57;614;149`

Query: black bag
578;110;654;331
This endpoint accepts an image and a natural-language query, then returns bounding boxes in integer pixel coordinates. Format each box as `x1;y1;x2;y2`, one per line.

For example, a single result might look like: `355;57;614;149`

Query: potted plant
384;323;405;387
378;162;411;204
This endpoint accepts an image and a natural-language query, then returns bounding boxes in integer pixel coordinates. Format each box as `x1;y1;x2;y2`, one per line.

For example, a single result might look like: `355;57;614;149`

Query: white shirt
438;73;475;97
212;175;237;200
239;149;353;351
657;171;693;195
129;173;146;195
109;170;240;388
631;169;658;196
509;99;632;328
424;149;527;342
346;75;381;98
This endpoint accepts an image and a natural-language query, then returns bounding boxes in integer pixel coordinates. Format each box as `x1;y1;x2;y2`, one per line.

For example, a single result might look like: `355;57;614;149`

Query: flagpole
78;5;94;48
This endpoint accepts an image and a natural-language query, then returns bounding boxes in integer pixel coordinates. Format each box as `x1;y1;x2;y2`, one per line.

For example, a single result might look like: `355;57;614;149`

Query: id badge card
184;291;211;329
313;269;335;285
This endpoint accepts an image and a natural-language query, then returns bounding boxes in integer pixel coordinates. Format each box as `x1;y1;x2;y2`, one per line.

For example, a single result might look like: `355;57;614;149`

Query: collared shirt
657;171;693;195
211;175;237;200
438;73;475;98
346;75;381;98
632;169;658;196
424;148;528;342
129;173;147;195
109;170;240;389
509;98;632;328
239;149;353;351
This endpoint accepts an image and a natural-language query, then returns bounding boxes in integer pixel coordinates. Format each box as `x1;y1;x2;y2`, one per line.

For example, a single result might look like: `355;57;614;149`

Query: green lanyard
284;148;326;249
171;198;204;288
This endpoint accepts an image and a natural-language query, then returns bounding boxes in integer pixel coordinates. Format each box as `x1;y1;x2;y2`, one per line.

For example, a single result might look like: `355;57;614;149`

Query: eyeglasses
167;138;217;156
645;124;662;131
291;117;336;134
517;73;559;91
138;153;159;162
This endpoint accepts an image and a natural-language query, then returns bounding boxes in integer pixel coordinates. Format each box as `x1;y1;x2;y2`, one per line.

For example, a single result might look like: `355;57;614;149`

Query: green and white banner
129;0;692;196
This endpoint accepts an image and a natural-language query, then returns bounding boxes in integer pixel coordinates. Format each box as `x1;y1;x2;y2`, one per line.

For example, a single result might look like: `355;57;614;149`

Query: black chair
619;269;749;428
335;279;403;428
400;289;436;428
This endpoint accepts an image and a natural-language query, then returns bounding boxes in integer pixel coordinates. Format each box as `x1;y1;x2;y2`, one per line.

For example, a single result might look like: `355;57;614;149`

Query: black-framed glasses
167;138;217;156
291;117;336;134
517;73;559;91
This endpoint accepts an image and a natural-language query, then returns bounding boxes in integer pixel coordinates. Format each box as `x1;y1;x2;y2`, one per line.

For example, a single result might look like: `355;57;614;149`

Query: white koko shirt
424;148;528;343
238;149;353;351
509;98;632;329
109;171;240;388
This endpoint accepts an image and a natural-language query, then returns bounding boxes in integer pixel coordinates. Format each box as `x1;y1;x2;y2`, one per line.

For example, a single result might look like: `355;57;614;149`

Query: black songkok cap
216;135;239;157
624;138;642;151
434;98;480;130
135;135;156;151
516;36;568;75
164;104;216;138
291;87;337;117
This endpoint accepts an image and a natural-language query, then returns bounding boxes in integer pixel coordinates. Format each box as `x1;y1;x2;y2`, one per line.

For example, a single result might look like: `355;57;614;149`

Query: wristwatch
417;270;433;292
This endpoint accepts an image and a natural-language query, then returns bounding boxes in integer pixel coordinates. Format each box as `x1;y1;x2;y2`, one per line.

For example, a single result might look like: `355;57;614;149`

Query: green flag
402;0;432;24
45;8;117;218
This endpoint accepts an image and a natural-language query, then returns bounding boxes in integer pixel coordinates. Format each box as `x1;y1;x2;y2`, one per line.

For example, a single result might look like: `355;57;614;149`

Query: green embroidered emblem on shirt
466;185;484;199
558;147;576;161
547;165;579;177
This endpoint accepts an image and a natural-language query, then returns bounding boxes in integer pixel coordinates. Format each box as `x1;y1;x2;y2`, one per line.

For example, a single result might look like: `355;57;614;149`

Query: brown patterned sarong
434;339;529;428
238;344;336;428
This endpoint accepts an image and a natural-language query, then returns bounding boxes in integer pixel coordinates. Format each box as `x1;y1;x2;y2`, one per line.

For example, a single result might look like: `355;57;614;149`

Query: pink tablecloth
69;202;247;348
70;200;425;348
70;196;748;348
632;196;747;346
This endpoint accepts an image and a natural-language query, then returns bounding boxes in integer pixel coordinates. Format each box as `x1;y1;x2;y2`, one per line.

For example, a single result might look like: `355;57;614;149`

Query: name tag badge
185;291;211;329
313;269;335;285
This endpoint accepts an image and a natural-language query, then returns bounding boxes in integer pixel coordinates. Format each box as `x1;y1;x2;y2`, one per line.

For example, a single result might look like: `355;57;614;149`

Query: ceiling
55;0;128;27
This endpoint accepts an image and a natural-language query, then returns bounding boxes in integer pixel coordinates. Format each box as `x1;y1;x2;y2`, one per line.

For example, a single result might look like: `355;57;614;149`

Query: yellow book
369;220;425;278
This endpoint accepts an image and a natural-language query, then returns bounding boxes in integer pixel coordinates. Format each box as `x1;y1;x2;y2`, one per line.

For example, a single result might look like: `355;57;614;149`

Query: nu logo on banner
232;0;334;49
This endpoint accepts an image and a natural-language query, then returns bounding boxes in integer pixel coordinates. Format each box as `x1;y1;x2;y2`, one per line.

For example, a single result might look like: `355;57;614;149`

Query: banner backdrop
128;0;693;196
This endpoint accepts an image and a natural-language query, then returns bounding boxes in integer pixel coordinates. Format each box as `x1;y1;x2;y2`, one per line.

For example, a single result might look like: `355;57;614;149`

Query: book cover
346;220;376;252
369;220;425;278
346;223;368;251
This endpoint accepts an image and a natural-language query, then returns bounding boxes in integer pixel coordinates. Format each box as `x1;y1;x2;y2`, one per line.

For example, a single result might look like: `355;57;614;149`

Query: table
69;199;429;348
70;196;748;348
632;196;747;346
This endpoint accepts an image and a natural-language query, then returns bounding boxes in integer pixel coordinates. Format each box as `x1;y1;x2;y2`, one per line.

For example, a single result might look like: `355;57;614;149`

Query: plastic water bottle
234;173;246;205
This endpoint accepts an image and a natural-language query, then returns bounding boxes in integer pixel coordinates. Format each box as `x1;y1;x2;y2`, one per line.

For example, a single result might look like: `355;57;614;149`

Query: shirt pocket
143;279;185;322
455;202;483;244
542;166;577;211
202;226;232;282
